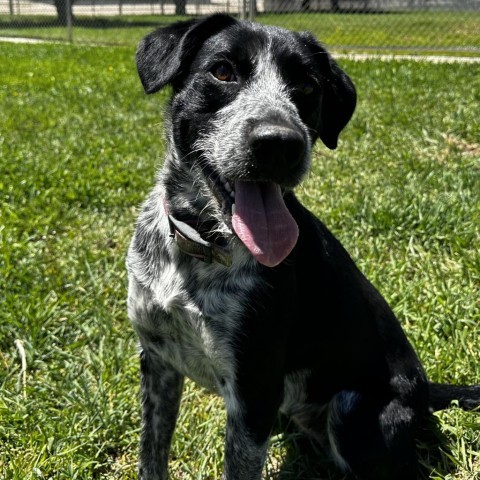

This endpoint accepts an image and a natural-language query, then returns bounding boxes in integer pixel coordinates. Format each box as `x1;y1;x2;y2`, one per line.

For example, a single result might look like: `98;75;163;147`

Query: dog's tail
429;382;480;412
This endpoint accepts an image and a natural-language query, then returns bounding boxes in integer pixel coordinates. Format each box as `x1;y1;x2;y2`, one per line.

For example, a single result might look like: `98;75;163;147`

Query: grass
0;40;479;479
0;14;185;45
258;12;480;53
0;11;479;54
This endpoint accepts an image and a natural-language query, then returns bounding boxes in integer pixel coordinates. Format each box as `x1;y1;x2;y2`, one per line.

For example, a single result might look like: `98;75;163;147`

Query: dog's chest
131;257;261;392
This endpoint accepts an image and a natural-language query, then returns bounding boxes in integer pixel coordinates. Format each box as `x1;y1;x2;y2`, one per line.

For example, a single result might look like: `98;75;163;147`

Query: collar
166;206;232;267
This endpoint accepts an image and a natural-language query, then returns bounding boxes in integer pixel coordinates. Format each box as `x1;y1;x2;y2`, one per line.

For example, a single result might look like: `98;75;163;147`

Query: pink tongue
232;181;299;267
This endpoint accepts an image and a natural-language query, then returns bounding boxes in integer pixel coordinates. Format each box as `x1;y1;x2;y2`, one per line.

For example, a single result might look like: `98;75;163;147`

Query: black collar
167;213;232;267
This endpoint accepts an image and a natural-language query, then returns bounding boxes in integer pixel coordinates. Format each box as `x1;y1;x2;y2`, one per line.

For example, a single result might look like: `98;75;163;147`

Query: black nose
248;123;306;180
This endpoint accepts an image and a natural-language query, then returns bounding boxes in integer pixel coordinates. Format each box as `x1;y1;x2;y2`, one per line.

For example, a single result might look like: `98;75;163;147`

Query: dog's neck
158;149;235;266
163;197;232;267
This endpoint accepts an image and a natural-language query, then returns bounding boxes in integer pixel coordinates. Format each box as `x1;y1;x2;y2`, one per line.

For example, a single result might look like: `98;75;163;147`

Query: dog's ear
136;14;238;94
299;32;357;150
320;60;357;149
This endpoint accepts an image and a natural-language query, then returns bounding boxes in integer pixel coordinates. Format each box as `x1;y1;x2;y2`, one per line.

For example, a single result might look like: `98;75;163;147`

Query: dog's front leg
138;348;184;480
221;414;270;480
221;375;284;480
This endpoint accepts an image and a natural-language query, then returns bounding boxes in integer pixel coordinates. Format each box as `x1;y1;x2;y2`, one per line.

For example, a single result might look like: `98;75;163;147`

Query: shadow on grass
269;414;457;480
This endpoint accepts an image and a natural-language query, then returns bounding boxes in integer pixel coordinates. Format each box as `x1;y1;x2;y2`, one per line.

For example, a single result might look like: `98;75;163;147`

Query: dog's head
136;14;356;267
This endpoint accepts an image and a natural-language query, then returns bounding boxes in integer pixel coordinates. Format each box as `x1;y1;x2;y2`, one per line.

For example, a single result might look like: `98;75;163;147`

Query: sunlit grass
0;43;479;479
0;11;479;54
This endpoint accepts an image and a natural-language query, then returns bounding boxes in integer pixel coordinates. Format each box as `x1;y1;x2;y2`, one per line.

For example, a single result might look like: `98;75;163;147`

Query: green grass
0;14;186;45
259;12;480;52
0;11;479;54
0;42;479;479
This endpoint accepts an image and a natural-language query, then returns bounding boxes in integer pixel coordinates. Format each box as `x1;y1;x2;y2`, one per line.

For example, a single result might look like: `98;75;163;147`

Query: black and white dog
127;14;479;480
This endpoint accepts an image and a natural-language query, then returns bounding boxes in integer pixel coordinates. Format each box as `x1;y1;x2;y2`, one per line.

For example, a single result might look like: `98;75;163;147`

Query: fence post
65;0;73;42
248;0;255;20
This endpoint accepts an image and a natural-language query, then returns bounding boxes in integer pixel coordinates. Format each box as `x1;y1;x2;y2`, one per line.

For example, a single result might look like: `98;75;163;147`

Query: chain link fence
1;0;479;53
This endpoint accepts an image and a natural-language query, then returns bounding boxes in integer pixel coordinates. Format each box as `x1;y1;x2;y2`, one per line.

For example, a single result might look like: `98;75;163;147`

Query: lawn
0;39;479;479
0;11;479;54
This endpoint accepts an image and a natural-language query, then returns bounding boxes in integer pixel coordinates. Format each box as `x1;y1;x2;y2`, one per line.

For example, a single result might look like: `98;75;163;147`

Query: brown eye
211;63;236;82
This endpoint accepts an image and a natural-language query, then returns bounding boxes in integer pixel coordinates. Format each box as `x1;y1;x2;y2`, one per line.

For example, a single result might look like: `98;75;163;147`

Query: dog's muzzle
248;121;306;185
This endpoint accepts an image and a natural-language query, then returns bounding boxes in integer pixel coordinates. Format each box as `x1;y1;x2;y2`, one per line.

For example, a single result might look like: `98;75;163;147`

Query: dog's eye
211;63;236;82
300;80;315;95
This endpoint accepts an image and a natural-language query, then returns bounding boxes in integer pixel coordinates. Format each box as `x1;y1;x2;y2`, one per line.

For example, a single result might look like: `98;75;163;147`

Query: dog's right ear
136;14;238;94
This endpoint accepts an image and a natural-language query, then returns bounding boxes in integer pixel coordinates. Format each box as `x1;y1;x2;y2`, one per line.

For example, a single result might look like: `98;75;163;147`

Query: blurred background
1;0;479;53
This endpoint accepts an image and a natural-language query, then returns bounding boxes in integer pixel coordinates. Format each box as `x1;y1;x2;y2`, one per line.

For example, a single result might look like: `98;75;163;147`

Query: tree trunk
54;0;73;25
174;0;186;15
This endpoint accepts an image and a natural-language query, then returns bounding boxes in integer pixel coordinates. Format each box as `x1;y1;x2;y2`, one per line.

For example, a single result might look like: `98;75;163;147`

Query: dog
126;13;480;480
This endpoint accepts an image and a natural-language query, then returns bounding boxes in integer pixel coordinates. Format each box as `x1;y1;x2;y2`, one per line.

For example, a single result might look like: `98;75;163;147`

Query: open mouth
208;169;299;267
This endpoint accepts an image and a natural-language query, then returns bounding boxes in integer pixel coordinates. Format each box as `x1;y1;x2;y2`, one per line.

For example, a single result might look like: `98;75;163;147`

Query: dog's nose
248;123;305;176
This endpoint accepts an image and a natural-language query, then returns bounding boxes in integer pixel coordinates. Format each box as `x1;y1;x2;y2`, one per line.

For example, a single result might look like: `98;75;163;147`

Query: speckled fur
126;14;480;480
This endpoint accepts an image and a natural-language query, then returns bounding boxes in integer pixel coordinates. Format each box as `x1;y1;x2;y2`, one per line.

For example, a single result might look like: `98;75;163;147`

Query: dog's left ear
299;32;357;150
136;14;238;94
